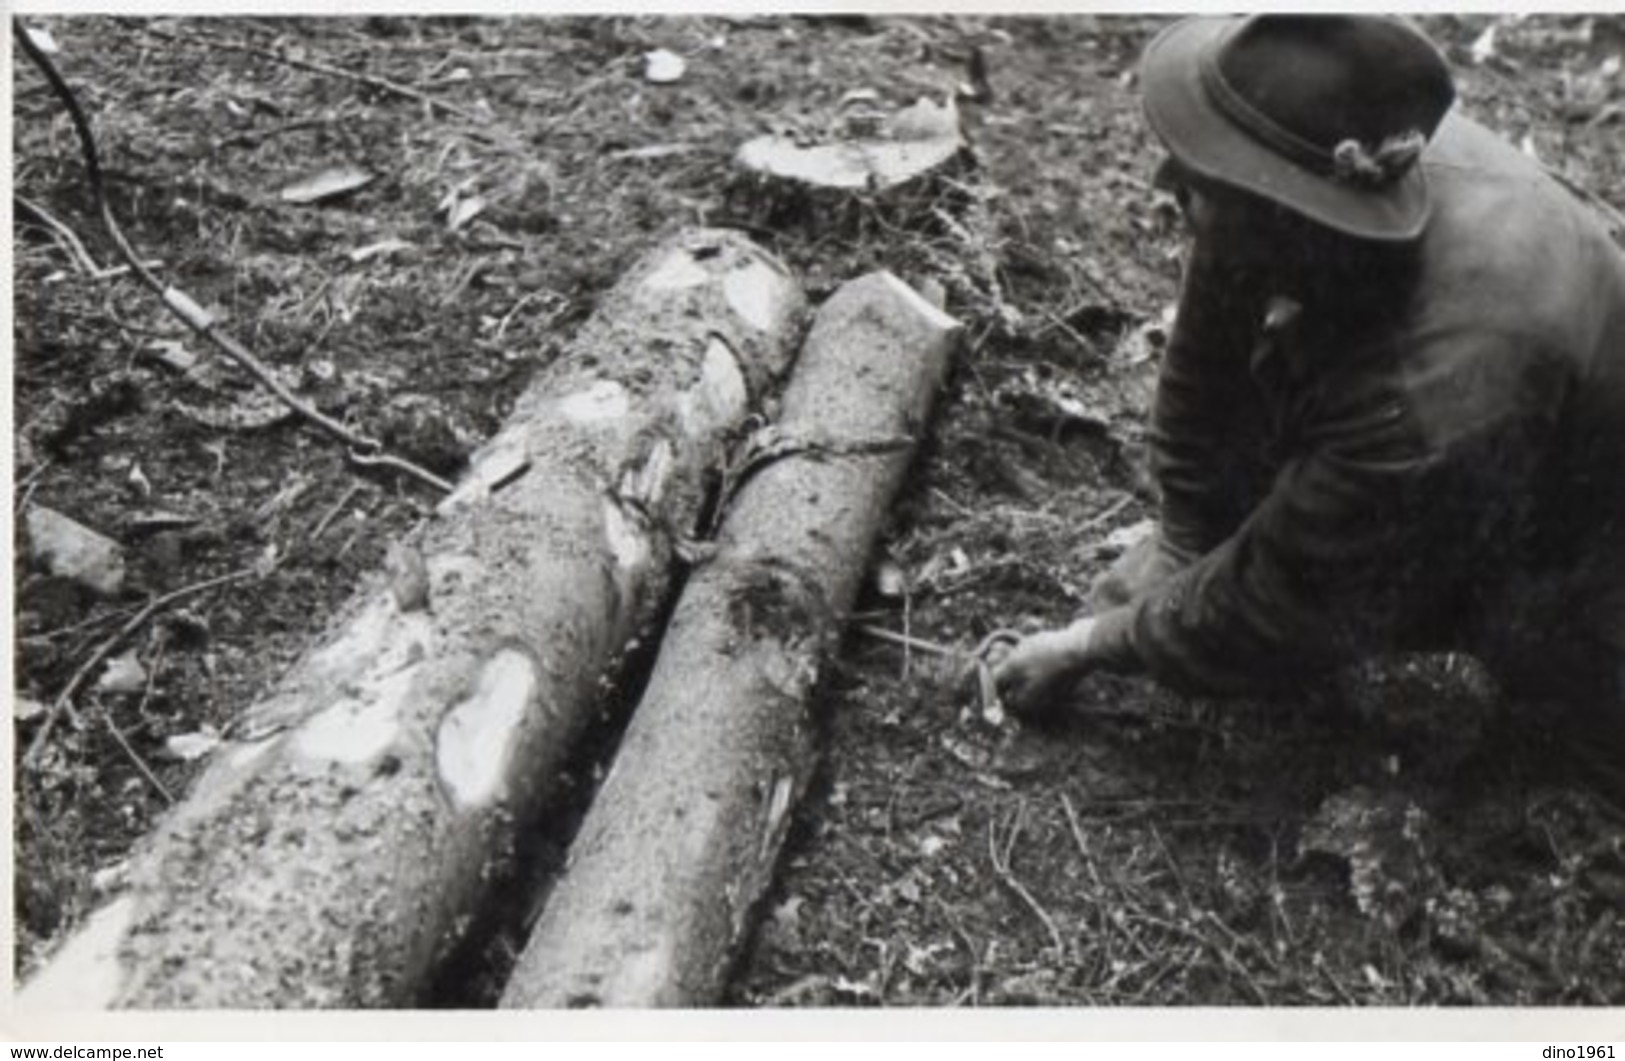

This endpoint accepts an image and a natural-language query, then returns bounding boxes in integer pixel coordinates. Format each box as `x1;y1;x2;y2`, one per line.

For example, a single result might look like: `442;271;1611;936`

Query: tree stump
728;97;978;239
19;229;807;1009
499;271;960;1008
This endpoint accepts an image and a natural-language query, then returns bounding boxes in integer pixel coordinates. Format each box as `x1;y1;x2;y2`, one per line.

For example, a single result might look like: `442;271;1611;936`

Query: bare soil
12;14;1625;1007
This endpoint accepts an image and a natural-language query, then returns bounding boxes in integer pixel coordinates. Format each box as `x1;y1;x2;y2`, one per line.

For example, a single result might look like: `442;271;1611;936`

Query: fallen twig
308;483;364;542
214;115;335;151
16;458;52;514
855;623;960;659
22;604;136;645
1080;491;1136;532
101;666;175;805
24;566;258;767
900;579;914;682
988;803;1068;960
44;305;180;339
14;193;103;275
495;289;569;342
14;19;454;497
102;640;178;804
346;446;454;495
138;23;486;123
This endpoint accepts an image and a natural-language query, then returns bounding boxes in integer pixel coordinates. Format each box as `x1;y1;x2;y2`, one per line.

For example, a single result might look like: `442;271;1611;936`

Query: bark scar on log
601;497;653;579
617;437;675;510
557;380;632;425
723;260;790;332
436;425;533;516
678;337;750;439
642;247;714;291
435;646;540;810
725;557;831;651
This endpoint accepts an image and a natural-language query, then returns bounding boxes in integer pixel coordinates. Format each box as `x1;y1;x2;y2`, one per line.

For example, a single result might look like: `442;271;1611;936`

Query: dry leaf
16;698;47;723
90;860;128;894
644;48;686;84
446;194;487;232
278;165;376;205
26;505;127;597
145;339;198;374
163;730;222;762
127;463;153;498
886;96;960;142
874;559;907;598
1101;518;1156;555
348;237;414;263
24;26;59;55
607;143;695;161
97;651;147;695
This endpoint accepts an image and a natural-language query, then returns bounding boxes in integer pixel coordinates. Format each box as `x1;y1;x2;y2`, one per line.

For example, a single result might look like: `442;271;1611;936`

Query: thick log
19;229;807;1009
499;271;960;1008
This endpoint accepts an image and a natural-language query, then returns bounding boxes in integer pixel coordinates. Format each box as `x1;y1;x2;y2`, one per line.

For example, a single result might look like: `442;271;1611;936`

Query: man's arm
1148;241;1275;564
1091;334;1550;694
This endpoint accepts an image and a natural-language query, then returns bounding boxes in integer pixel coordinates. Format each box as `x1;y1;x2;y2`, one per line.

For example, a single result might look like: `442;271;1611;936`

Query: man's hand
990;618;1100;724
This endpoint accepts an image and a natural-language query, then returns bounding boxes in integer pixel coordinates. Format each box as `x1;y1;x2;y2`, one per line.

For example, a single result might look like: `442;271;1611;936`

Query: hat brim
1141;17;1432;242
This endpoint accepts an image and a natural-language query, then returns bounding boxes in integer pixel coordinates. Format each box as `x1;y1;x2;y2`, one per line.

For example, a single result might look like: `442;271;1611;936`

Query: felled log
19;229;807;1009
499;271;960;1008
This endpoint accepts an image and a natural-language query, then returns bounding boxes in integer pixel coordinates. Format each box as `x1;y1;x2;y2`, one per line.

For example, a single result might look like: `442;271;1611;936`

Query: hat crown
1208;16;1455;180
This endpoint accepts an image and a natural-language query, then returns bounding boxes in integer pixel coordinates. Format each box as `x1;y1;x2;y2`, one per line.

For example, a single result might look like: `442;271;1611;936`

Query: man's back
1407;114;1625;663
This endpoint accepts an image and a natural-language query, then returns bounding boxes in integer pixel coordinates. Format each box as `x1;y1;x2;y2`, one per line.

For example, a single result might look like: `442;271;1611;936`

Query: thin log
18;229;806;1009
499;270;960;1008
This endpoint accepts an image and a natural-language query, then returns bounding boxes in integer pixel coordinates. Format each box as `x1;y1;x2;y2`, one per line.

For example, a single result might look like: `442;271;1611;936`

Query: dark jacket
1093;114;1625;701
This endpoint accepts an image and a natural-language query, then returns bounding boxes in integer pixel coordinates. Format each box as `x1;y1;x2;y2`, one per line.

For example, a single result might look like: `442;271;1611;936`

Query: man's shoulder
1415;114;1615;332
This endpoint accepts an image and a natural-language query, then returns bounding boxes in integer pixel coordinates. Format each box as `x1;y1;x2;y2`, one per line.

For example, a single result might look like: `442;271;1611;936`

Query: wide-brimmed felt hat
1141;15;1457;241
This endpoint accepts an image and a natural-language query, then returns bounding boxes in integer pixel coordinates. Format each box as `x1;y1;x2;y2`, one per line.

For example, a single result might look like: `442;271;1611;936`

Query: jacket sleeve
1093;331;1551;695
1149;243;1275;563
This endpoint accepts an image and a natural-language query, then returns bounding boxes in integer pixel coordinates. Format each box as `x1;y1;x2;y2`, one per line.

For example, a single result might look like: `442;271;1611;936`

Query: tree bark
19;229;807;1009
499;271;960;1008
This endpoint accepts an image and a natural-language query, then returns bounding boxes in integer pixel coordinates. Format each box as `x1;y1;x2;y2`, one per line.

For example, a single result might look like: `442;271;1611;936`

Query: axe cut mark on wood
18;229;807;1009
500;271;960;1008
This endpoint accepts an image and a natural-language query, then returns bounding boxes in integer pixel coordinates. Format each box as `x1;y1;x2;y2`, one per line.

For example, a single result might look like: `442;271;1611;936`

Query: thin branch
346;446;454;495
987;805;1068;960
24;567;258;767
13;18;454;496
101;708;175;806
138;23;486;123
214;115;335;151
308;482;364;542
14;193;103;275
102;639;179;804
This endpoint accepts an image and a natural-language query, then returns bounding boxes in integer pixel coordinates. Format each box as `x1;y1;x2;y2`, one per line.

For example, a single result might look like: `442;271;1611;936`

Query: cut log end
735;132;967;192
728;110;978;240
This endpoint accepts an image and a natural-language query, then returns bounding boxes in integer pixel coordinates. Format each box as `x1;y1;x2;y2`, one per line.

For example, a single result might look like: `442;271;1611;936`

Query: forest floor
12;15;1625;1009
